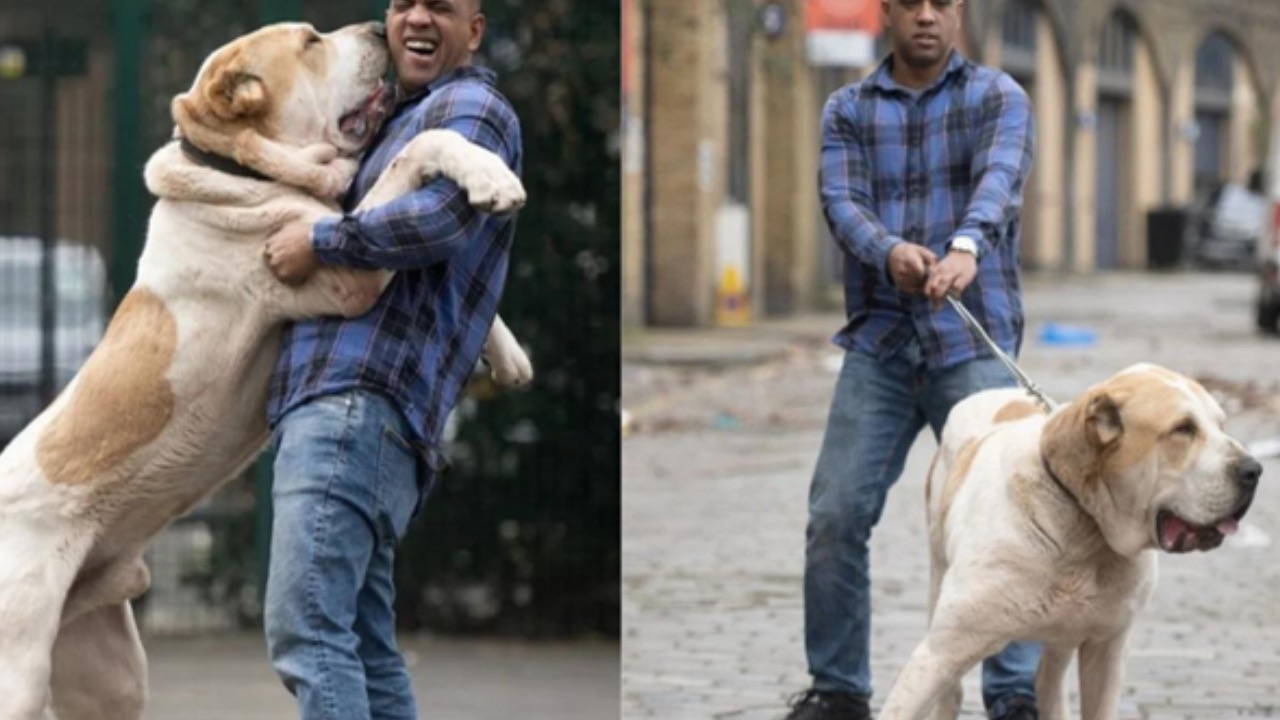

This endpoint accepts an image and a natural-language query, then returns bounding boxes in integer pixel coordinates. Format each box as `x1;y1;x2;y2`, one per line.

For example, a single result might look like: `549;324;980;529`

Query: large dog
879;364;1262;720
0;21;528;719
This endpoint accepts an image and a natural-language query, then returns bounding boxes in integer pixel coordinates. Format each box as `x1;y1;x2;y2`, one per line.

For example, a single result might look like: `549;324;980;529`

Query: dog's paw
458;153;526;214
321;157;360;200
486;343;533;387
300;143;340;165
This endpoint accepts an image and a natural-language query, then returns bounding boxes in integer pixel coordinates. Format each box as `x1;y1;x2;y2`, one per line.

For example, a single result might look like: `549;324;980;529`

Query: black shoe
783;690;871;720
990;694;1038;720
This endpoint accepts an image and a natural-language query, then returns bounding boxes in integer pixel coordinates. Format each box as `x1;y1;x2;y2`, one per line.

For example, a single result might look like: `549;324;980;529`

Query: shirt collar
394;65;498;107
867;49;969;96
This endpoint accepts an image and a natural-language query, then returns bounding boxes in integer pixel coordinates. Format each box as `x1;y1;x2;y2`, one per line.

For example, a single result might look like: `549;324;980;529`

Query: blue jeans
265;389;431;720
804;341;1039;715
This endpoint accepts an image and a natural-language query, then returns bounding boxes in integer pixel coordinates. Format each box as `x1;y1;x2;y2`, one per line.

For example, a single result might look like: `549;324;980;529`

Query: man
259;1;520;718
787;1;1036;719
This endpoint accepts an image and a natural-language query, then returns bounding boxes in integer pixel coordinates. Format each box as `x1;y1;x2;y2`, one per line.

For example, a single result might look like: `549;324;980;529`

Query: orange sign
805;0;882;34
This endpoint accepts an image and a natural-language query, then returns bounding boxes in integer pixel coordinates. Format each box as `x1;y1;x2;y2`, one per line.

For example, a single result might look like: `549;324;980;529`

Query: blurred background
622;0;1280;331
0;0;618;715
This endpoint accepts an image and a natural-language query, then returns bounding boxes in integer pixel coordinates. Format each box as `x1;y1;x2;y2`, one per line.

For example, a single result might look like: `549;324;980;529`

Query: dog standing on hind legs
878;365;1262;720
0;20;528;719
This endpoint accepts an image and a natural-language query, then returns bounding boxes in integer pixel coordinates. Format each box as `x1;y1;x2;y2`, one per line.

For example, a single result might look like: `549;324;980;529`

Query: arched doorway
1194;33;1236;198
1092;9;1159;270
996;0;1067;270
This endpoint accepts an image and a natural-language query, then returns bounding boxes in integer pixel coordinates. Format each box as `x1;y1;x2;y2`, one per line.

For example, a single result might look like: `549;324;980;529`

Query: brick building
623;0;1280;327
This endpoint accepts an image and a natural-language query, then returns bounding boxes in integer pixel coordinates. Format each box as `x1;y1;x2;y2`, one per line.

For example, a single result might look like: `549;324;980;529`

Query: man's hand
925;250;978;309
264;221;320;285
887;243;938;294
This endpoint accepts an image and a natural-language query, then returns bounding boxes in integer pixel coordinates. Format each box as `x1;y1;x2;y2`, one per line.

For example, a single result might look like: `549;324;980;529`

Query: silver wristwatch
948;236;979;260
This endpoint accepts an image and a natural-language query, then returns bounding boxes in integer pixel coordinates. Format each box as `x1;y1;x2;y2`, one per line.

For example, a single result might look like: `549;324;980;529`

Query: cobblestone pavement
622;273;1280;720
141;633;618;720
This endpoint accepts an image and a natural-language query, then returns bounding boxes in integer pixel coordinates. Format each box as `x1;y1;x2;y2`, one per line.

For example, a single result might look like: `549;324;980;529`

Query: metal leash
944;294;1059;412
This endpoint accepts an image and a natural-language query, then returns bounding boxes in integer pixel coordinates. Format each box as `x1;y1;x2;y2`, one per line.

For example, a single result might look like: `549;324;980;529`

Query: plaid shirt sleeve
953;75;1034;258
310;84;518;271
819;91;902;286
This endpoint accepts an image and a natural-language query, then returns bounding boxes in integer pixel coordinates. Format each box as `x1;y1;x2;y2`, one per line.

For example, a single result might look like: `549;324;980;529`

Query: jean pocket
375;424;420;544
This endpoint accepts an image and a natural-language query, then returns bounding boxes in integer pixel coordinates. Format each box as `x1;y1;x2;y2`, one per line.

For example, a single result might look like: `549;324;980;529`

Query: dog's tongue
339;85;388;139
339;111;367;137
1160;514;1193;552
1159;514;1228;553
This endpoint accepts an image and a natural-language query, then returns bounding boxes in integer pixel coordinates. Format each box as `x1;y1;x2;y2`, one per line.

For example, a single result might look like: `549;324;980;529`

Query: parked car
1261;132;1280;334
1190;178;1264;271
0;237;107;446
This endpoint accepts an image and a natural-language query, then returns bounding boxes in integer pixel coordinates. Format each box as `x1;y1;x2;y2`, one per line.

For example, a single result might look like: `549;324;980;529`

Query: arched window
1097;11;1136;94
1001;0;1038;77
1196;32;1235;95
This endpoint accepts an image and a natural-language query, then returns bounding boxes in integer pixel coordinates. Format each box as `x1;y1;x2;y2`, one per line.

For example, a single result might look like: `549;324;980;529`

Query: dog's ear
1041;386;1121;492
1086;392;1123;447
203;65;267;121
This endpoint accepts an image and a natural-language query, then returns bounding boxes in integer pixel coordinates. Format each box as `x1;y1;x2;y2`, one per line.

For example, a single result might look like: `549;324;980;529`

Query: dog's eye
306;33;323;47
1172;419;1198;437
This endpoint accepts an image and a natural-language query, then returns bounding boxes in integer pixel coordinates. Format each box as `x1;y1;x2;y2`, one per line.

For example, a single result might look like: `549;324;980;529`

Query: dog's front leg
880;625;1003;720
1078;631;1128;720
352;128;526;215
1035;644;1073;720
350;129;532;386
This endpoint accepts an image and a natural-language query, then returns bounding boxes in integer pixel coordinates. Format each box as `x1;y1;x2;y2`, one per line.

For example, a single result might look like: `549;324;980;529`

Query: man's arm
819;92;902;286
951;75;1035;258
312;85;519;271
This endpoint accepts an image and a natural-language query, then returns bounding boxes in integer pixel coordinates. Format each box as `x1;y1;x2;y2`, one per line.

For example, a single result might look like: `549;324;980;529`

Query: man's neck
890;51;951;90
398;61;473;98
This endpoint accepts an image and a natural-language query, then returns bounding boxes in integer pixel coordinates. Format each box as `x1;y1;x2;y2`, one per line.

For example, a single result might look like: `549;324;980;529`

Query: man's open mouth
338;84;389;143
1156;500;1251;553
404;37;438;59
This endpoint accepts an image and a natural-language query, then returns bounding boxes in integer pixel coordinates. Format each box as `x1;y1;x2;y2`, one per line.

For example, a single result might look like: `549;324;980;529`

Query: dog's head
170;22;390;194
1041;363;1261;556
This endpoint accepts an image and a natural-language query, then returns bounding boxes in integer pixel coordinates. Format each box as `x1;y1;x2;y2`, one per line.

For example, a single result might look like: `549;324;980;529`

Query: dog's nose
1235;456;1263;490
369;21;386;39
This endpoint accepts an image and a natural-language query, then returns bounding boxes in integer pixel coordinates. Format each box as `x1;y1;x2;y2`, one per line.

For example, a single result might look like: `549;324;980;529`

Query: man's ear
1086;392;1123;447
203;65;268;122
468;13;487;53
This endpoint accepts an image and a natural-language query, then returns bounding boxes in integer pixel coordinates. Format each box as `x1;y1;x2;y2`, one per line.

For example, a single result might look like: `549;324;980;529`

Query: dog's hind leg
61;557;150;626
48;602;146;720
0;524;94;720
482;314;533;386
926;560;961;720
1035;644;1073;720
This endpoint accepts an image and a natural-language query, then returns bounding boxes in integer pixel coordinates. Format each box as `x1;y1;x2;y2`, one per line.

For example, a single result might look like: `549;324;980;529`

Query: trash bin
1147;207;1189;270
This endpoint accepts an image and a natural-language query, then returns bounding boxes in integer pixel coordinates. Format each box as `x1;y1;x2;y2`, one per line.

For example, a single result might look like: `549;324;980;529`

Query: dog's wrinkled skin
0;22;528;719
880;363;1262;720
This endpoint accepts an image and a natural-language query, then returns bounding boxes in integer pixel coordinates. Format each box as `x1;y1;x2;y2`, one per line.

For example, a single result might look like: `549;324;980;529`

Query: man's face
386;0;485;93
882;0;963;69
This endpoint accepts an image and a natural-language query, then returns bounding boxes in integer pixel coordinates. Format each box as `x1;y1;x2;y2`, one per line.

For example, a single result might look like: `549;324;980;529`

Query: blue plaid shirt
268;66;521;472
820;50;1034;369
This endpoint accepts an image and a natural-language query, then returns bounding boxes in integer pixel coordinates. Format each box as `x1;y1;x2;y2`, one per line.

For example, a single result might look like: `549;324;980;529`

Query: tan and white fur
880;364;1262;720
0;21;528;719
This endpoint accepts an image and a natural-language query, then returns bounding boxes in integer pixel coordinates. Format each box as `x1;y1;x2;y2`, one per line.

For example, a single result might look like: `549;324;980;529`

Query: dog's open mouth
1156;502;1250;553
338;84;389;144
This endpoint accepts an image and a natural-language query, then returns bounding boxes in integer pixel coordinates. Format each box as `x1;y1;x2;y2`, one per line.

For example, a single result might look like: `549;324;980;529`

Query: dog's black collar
179;137;272;182
1041;454;1080;507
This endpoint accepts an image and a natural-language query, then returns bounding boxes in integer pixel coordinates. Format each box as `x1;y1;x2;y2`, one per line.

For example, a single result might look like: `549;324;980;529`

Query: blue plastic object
1038;322;1098;347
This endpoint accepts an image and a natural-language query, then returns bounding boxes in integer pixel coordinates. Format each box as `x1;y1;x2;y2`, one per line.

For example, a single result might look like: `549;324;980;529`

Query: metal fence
0;0;620;638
